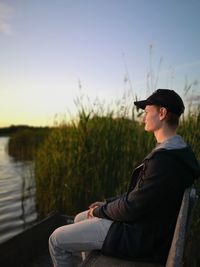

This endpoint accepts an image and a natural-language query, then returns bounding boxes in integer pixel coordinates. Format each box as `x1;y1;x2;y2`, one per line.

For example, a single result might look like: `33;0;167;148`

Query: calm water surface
0;137;37;243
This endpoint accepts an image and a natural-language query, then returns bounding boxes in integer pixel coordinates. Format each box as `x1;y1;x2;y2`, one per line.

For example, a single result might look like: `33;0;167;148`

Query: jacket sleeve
93;153;178;222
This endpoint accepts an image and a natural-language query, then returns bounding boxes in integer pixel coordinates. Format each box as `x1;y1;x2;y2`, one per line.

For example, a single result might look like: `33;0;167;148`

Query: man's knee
49;228;58;250
49;227;68;256
74;210;88;223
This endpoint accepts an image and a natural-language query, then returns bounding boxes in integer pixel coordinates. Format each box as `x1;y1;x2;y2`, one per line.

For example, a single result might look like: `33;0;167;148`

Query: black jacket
93;146;200;264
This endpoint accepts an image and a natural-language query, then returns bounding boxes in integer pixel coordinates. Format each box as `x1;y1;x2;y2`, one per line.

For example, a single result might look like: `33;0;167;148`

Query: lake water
0;137;37;243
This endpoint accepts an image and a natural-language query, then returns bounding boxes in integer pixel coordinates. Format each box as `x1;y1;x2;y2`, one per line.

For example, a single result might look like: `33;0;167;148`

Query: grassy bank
34;103;200;217
35;112;154;216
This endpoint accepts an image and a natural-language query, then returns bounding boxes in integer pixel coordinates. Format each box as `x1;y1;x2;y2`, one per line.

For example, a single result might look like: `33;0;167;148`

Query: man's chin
144;126;152;132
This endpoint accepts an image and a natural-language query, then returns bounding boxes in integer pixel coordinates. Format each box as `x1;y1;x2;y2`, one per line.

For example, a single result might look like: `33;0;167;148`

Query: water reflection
0;137;37;243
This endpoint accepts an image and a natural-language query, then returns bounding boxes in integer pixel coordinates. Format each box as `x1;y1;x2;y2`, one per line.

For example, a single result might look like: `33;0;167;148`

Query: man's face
143;105;161;132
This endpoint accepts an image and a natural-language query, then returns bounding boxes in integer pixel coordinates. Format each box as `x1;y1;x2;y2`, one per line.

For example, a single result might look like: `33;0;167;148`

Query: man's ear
159;107;168;120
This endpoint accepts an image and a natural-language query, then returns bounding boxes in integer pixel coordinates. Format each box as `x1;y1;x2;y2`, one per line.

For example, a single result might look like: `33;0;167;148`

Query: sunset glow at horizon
0;0;199;127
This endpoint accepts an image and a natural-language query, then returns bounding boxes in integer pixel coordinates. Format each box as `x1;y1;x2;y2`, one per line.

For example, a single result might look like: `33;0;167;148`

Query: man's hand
89;201;105;209
87;201;105;219
87;207;95;219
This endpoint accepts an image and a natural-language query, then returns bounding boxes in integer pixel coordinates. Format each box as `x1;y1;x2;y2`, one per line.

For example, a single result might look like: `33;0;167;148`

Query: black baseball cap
134;89;185;116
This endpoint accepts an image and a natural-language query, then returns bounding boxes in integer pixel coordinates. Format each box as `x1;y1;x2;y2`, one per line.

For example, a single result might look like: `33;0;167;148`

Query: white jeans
49;211;113;267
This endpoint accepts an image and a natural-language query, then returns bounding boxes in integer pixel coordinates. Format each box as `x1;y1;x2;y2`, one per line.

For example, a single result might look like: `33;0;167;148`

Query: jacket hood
147;135;200;180
154;135;187;150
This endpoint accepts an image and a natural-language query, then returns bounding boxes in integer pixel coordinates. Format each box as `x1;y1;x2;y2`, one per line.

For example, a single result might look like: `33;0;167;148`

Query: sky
0;0;200;127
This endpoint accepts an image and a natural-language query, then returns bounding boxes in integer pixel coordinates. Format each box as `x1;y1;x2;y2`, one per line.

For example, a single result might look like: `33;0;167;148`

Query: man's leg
74;210;94;261
74;210;89;223
49;212;113;267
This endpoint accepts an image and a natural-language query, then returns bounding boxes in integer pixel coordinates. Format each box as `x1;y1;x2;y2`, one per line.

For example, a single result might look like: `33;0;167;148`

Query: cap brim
134;100;150;110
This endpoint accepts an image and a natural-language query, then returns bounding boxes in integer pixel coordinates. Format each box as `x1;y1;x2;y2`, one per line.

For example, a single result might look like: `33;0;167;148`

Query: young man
49;89;200;267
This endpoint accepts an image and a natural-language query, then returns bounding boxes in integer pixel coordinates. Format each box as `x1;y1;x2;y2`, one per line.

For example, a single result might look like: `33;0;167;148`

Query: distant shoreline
0;125;50;136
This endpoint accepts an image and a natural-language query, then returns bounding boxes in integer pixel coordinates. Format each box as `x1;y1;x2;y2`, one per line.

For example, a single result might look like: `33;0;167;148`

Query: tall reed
34;99;200;221
34;98;155;216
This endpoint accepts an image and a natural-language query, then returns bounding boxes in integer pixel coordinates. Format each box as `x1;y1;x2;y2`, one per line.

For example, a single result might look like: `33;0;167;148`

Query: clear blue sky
0;0;199;126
